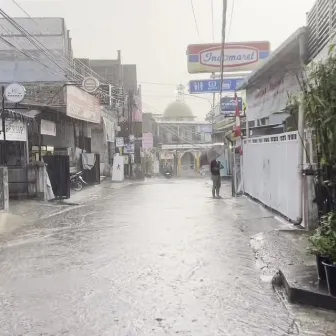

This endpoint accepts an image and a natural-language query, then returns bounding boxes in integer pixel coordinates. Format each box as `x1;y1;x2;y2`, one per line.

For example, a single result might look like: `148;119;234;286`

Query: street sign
220;97;243;117
4;83;26;103
116;137;124;147
124;144;135;154
189;78;245;94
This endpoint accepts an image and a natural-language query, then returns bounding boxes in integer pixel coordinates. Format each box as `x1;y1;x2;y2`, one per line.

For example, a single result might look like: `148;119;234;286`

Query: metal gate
243;131;299;221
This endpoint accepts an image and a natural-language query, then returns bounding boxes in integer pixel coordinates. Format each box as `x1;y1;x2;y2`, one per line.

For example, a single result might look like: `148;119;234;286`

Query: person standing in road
210;159;222;198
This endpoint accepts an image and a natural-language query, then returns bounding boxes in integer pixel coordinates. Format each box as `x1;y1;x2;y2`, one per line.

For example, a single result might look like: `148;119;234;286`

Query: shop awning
238;27;308;91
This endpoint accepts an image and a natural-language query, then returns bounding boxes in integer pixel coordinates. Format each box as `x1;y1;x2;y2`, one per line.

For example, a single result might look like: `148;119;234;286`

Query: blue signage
189;78;245;94
124;144;135;154
220;97;243;117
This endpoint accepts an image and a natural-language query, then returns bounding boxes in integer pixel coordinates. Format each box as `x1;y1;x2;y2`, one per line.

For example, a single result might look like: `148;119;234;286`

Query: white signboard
116;137;124;148
0;119;27;141
40;119;56;136
4;83;26;103
246;72;300;121
82;77;99;93
112;154;124;182
66;85;101;124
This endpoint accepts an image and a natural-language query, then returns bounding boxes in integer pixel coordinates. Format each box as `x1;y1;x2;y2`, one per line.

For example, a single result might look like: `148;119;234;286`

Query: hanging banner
0;119;27;141
142;132;153;150
187;41;270;74
40;119;56;136
66;85;101;123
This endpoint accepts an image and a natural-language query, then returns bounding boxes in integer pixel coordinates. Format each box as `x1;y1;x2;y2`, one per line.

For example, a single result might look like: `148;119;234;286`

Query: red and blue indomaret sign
186;41;270;74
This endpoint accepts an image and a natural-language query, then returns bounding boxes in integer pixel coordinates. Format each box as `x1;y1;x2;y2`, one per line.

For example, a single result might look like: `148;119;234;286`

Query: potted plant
320;213;336;296
308;212;336;280
308;231;331;281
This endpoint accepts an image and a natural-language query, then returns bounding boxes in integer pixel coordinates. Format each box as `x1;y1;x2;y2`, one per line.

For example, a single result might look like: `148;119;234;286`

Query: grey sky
3;0;316;119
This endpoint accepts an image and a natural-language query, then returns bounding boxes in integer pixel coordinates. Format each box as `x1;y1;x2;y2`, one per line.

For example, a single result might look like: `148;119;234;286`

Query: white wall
243;131;300;221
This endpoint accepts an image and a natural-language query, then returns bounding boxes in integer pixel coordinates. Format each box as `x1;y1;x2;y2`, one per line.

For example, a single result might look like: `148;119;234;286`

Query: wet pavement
0;179;335;335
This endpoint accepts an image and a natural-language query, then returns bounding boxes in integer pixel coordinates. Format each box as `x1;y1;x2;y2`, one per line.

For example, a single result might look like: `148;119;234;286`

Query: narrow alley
0;179;335;335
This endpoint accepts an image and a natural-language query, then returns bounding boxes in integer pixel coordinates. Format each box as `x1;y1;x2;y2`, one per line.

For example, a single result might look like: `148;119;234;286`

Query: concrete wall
122;64;137;93
0;18;69;82
89;59;122;86
42;124;75;149
0;167;9;211
91;128;109;175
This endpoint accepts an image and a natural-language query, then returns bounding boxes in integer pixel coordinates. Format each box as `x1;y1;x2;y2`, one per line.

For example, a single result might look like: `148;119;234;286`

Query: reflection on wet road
0;179;335;335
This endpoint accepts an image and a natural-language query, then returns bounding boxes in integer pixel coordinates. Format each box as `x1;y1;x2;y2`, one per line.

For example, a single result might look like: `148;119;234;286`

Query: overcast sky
2;0;317;119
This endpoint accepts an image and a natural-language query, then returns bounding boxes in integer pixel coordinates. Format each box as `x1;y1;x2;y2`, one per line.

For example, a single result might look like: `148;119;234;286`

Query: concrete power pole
219;0;228;97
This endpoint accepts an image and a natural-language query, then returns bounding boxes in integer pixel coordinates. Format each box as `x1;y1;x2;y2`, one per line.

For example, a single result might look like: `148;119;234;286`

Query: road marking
41;204;86;219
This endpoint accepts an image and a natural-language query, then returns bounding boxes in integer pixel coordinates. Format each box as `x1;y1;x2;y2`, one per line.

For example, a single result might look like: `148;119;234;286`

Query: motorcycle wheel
73;181;83;191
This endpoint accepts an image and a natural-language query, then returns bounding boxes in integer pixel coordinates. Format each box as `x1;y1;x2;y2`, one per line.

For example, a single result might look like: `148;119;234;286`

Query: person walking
210;158;222;198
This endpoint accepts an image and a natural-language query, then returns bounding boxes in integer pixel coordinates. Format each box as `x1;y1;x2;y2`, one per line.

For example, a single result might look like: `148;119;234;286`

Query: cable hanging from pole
9;0;127;96
211;0;215;42
1;5;126;102
190;0;201;41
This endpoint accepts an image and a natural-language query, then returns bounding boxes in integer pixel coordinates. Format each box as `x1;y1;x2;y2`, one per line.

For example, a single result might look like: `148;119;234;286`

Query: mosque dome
163;101;194;119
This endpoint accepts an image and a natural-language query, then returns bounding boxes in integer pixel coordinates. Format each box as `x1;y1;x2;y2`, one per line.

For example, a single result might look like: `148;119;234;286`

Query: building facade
155;100;212;177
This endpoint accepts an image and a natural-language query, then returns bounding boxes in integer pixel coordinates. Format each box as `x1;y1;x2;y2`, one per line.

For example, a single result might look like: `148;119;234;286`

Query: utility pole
128;90;133;178
218;0;232;194
219;0;228;97
211;73;216;142
1;85;6;165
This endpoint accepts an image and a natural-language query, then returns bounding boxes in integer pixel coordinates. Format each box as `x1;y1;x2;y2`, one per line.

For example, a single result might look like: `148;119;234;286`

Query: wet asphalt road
0;179;335;335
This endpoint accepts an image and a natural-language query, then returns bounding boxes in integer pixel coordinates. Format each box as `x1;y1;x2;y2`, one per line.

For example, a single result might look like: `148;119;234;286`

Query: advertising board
0;119;27;141
187;41;270;74
66;86;101;124
220;97;243;117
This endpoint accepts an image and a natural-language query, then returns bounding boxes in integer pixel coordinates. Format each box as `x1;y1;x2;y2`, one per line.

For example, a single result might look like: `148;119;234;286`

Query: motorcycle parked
70;171;87;191
164;171;172;179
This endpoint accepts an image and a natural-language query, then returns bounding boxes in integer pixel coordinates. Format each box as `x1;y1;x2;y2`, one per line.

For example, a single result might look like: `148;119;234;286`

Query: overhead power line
0;31;62;77
190;0;201;41
227;0;235;40
0;9;82;82
0;10;126;103
7;0;126;97
211;0;215;42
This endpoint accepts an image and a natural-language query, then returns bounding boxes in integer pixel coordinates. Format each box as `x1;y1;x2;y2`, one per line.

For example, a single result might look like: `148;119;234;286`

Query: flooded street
0;179;335;335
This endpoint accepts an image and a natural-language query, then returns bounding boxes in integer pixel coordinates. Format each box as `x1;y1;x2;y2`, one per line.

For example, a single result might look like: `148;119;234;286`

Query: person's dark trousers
211;175;221;197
